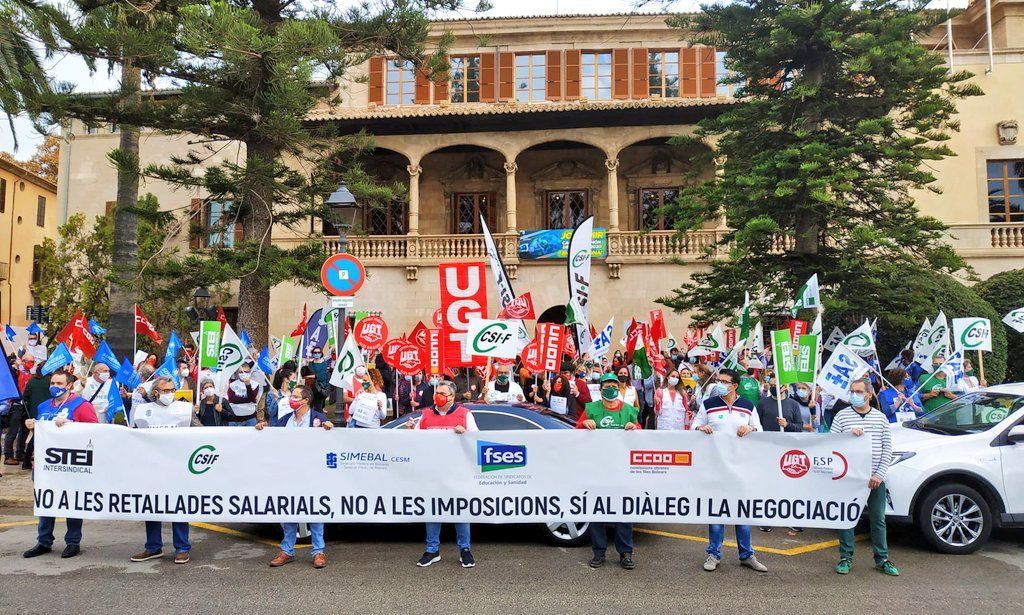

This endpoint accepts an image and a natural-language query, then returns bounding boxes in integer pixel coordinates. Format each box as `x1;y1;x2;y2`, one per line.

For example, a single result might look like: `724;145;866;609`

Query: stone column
504;160;518;232
406;163;422;236
605;157;620;232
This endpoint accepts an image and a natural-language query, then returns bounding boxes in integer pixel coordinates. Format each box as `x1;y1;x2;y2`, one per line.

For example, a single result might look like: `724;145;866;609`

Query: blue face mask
850;393;867;408
714;382;730;397
49;385;67;399
796;389;809;399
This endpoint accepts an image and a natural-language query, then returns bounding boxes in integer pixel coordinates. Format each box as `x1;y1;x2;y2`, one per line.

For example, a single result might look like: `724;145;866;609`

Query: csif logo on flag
572;249;590;268
844;332;871;349
477;441;527;472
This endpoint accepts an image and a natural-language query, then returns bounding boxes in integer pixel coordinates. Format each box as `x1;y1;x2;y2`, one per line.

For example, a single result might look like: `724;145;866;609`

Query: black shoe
759;527;772;532
61;545;81;558
619;553;635;570
459;548;475;568
588;554;605;568
416;551;440;567
23;544;51;558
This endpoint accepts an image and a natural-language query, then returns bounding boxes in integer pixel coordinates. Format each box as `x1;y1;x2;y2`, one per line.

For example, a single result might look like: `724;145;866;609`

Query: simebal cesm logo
477;441;527;472
188;444;220;475
959;319;990;350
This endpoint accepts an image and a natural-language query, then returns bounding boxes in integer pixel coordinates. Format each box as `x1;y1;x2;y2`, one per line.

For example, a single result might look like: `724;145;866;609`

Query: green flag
791;274;820;317
795;334;819;382
324;310;336;349
772;329;799;385
565;297;584;326
198;321;221;369
738;291;751;343
279;336;298;364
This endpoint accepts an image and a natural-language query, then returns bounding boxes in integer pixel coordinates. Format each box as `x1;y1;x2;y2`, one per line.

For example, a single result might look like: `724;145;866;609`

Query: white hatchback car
885;384;1024;554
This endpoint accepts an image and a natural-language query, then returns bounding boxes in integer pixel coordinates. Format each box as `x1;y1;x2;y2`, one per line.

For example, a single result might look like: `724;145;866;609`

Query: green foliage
974;269;1024;382
659;0;981;332
0;0;57;147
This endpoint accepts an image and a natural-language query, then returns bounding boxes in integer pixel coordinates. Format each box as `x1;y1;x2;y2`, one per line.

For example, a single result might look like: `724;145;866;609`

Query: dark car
383;402;590;546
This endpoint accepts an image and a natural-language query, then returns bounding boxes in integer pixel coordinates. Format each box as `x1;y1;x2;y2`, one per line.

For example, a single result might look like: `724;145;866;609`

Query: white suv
885;384;1024;554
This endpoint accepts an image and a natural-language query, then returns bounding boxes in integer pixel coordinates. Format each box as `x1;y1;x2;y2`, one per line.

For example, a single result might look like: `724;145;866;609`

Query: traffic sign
321;254;365;297
330;296;354;309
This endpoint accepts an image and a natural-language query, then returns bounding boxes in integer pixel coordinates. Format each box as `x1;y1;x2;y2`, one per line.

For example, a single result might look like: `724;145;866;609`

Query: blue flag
27;321;43;335
154;353;181;389
42;342;74;375
106;382;125;423
4;324;15;342
257;345;273;375
115;357;141;390
0;339;20;401
93;340;120;371
240;329;252;350
165;330;184;361
88;318;107;336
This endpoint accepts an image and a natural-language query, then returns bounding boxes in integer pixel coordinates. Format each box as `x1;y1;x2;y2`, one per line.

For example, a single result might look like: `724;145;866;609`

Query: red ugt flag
135;305;163;344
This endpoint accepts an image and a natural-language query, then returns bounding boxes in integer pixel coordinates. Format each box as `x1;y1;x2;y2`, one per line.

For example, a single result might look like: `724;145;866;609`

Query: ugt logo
477;441;527;473
780;449;810;478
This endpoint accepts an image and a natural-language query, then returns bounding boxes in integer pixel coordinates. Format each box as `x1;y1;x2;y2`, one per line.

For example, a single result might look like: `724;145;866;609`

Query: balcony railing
277;223;1023;267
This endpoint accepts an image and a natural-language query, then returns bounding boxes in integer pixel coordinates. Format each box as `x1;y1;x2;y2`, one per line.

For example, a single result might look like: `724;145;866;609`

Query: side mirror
1008;425;1024;443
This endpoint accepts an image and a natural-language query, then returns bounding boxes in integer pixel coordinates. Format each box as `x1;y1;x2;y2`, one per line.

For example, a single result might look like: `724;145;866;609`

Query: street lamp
325;181;362;422
191;286;214;320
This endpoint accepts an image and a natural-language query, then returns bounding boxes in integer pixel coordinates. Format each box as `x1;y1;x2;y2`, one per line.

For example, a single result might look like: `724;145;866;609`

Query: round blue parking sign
320;253;366;296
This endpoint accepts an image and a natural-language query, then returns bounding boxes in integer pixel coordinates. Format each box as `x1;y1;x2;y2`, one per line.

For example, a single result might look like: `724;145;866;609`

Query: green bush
974;268;1024;383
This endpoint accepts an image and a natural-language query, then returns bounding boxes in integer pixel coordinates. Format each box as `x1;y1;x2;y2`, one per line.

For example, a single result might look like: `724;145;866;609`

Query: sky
0;0;968;158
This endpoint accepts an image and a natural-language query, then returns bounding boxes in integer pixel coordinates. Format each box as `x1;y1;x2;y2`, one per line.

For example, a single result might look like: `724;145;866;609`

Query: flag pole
775;368;783;420
132;303;138;364
977;349;986;384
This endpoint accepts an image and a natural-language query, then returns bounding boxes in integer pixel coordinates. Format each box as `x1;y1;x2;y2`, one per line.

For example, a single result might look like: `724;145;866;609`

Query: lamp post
324;181;361;421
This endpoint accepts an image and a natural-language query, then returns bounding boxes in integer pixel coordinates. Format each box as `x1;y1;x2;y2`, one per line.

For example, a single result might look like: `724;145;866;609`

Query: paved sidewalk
0;463;34;508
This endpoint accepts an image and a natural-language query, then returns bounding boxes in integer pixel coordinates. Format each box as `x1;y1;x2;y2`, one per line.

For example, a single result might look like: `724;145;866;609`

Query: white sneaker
703;554;720;571
741;555;768;572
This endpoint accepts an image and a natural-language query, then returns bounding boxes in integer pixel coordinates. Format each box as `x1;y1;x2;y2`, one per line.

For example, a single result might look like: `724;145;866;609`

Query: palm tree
0;0;49;149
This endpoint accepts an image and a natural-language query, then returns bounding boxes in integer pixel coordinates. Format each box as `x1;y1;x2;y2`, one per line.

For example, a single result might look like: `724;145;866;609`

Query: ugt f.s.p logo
780;449;810;478
477;441;527;473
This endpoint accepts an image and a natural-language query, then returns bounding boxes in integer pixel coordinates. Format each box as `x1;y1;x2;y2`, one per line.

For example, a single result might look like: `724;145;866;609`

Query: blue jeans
145;521;191;554
37;517;82;548
425;523;470;553
590;522;633;557
707;524;754;560
227;417;257;427
280;523;325;557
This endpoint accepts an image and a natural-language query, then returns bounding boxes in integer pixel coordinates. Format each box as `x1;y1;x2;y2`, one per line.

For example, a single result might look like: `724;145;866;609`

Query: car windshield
907;392;1023;435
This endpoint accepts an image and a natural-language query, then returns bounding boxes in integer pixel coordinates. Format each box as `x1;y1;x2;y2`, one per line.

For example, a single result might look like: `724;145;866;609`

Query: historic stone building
55;3;1024;339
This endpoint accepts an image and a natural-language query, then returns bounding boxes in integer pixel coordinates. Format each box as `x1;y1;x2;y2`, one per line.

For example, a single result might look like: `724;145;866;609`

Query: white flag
791;273;820;316
912;317;932;354
329;333;365;388
952;317;993;353
841;321;875;357
749;322;764;355
688;324;726;357
592;318;615;357
810;312;822;336
567;216;594;352
823;327;845;352
815;343;871;402
1003;307;1024;333
215;324;248;396
941;350;965;384
927;311;950;357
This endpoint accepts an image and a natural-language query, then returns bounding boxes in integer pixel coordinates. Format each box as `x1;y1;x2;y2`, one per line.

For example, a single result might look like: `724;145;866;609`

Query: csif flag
1002;307;1024;333
566;215;594;352
791;274;820;316
688;324;725;357
329;332;365;388
841;321;875;357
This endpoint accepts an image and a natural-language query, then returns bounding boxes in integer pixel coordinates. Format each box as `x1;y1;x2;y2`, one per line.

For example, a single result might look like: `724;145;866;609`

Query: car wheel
915;483;992;554
540;521;590;547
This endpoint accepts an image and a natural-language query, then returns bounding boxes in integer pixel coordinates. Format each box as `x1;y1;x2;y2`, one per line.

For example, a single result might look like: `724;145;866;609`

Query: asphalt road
1;509;1023;614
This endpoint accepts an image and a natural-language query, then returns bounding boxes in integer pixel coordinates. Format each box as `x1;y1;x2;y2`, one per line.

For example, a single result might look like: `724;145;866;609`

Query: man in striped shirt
830;378;899;576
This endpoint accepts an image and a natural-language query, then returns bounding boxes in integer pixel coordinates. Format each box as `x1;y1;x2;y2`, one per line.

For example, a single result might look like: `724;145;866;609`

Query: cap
599;373;619;385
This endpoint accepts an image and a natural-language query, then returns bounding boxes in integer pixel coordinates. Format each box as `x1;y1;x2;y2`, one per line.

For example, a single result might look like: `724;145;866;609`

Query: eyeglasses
716;379;735;385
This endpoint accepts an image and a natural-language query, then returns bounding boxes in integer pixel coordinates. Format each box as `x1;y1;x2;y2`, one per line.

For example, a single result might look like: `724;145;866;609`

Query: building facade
56;3;1024;340
0;158;56;327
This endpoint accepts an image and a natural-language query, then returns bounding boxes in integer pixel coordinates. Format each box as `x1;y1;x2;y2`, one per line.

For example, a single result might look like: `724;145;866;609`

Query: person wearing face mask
396;371;414;418
406;381;478;568
791;382;818;431
957;358;986;392
341;364;371;424
655;369;691;430
678;366;701;402
917;353;958;414
22;371;98;559
224;364;262;426
485;363;525;404
578;373;640;570
755;372;803;433
412;372;435;412
691;368;768;573
877;368;922;423
615;367;638;407
256;385;333;569
132;364;157;410
195;378;224;426
80;363;113;423
831;379;898;577
455;367;484;402
4;352;39;466
348;370;388;428
129;376;199;565
175;359;195;391
305;346;330;412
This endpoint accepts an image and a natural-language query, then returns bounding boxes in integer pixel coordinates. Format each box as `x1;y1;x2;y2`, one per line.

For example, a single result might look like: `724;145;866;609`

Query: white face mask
179;367;190;377
97;372;110;382
239;372;250;382
158;393;175;406
28;339;38;347
355;366;367;377
203;387;215;398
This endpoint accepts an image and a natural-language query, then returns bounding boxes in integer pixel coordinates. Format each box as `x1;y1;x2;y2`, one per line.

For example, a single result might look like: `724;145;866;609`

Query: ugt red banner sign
439;263;488;367
536;323;566;372
354;316;388;351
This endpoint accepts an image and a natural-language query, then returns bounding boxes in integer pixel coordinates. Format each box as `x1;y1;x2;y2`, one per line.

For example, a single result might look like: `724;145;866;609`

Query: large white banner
33;423;871;528
567;215;594;352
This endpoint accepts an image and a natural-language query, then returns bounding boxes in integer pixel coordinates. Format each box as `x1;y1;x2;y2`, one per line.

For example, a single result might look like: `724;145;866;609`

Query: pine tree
36;0;465;345
659;0;982;331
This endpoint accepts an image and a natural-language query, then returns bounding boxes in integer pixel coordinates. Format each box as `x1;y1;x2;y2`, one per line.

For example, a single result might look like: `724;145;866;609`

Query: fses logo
780;449;810;478
476;441;527;473
629;450;692;466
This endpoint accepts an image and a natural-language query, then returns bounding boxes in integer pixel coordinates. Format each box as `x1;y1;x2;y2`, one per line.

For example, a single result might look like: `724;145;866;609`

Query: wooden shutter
189;198;203;249
564;49;581;100
681;47;698;97
545;50;562;101
631;48;649;99
432;57;449;103
480;52;497;102
414;68;431;104
233;215;244;244
498;52;514;101
368;56;384;105
104;200;115;217
612;48;630;99
699;46;717;97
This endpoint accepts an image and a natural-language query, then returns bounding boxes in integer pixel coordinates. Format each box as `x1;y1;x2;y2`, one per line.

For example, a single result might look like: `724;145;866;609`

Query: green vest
584;400;639;430
739;376;761;405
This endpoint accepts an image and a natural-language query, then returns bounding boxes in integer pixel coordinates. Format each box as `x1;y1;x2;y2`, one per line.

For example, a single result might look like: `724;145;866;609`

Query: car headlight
890;451;916;466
